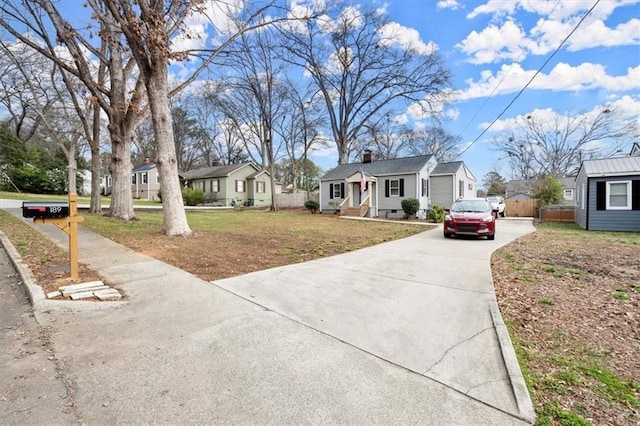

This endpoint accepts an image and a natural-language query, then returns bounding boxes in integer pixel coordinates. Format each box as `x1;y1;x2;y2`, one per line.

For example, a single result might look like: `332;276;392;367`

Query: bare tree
495;108;638;179
402;126;462;162
279;4;451;165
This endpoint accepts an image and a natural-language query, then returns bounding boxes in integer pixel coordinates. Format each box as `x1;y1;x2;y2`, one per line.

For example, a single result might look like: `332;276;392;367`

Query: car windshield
451;200;490;213
487;197;499;203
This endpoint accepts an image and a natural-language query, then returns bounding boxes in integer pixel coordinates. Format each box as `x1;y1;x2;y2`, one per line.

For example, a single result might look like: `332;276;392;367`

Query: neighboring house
181;162;278;207
319;151;438;219
131;158;161;201
630;142;640;157
505;176;577;205
575;156;640;231
430;161;477;208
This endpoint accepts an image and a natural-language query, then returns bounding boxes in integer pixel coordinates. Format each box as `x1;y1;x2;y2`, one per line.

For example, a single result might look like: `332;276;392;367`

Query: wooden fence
505;198;537;217
274;192;318;208
540;205;576;222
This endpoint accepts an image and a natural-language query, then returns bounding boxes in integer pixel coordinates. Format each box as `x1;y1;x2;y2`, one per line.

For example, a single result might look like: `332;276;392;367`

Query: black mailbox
22;201;69;219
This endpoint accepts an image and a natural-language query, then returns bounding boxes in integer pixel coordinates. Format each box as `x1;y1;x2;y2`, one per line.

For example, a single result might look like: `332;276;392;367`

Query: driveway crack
421;326;494;375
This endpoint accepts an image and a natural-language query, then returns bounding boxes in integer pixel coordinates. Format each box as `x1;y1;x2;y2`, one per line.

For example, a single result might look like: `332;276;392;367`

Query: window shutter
632;180;640;210
399;179;405;197
340;182;345;198
330;184;334;199
596;181;606;210
385;180;389;197
426;179;429;197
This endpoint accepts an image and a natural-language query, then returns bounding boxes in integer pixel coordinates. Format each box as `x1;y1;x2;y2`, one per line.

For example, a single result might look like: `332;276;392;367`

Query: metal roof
580;156;640;177
320;155;434;180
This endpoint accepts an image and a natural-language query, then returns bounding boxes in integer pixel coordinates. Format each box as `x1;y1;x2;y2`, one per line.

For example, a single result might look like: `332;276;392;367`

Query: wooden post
33;193;84;280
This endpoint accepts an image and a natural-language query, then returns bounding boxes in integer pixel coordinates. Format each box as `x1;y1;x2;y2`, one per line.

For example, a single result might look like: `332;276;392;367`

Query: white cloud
456;20;526;64
468;0;638;20
456;63;640;100
378;22;438;55
437;0;460;10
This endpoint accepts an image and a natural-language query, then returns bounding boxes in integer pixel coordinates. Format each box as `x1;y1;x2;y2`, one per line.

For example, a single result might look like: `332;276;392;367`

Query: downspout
319;180;323;213
585;177;590;230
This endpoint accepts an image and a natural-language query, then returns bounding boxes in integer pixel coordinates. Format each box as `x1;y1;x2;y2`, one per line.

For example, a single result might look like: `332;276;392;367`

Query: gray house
505;177;576;205
430;161;477;208
575;156;640;231
319;151;438;219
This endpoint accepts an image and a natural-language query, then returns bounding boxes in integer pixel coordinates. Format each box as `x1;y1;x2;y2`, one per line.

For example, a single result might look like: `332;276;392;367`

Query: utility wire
455;0;562;138
457;0;601;157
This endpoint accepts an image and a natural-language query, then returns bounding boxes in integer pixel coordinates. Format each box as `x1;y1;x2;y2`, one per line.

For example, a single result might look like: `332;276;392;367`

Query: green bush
182;187;204;206
401;198;420;218
429;205;445;223
304;200;320;213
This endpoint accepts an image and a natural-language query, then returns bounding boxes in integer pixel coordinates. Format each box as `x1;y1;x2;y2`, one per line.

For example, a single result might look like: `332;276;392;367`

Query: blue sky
308;0;640;185
3;0;638;189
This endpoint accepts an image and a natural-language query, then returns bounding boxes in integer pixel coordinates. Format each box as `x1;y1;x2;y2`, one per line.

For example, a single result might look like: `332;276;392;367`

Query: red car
443;198;497;240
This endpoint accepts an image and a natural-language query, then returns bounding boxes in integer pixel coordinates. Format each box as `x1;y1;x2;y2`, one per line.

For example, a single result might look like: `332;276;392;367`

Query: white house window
459;180;464;198
333;184;342;198
257;181;266;193
132;174;137;184
142;172;148;184
236;180;245;192
389;179;400;196
607;181;631;209
563;189;573;200
211;179;219;192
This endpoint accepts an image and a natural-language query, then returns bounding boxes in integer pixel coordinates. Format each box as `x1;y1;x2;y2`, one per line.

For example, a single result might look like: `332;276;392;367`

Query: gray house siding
582;177;640;231
575;156;640;232
321;179;347;212
431;175;453;208
378;174;417;218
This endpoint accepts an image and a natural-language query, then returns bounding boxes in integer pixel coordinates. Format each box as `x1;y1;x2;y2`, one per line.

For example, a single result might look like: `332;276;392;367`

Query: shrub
182;187;204;206
429;205;445;223
401;198;420;218
304;200;320;213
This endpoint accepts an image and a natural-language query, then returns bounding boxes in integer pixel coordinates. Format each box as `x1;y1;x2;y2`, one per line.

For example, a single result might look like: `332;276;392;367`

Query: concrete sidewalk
1;202;535;425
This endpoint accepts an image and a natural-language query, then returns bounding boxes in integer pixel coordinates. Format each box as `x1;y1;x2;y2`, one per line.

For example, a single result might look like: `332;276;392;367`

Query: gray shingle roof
132;162;156;173
181;163;253;180
320;155;434;180
431;161;463;175
580;156;640;177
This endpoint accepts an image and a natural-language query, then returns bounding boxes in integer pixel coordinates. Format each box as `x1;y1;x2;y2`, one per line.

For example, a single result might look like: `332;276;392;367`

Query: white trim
606;180;631;210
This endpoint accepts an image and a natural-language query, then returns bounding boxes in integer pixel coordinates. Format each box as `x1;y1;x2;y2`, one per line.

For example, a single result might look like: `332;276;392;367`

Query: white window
142;172;148;184
389;179;400;196
607;181;631;209
211;179;219;192
236;180;245;192
563;189;573;200
257;181;266;193
131;174;137;184
333;184;342;198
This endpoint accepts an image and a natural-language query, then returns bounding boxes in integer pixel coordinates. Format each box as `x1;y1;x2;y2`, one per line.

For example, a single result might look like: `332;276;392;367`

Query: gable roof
578;156;640;177
132;162;156;173
431;161;463;175
631;142;640;157
181;163;255;180
320;155;434;181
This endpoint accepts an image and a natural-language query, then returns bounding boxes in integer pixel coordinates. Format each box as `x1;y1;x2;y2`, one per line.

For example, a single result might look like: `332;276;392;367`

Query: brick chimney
144;157;150;164
363;149;374;163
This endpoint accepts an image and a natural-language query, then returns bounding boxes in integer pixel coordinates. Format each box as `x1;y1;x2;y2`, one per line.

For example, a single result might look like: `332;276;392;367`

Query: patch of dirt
492;223;639;425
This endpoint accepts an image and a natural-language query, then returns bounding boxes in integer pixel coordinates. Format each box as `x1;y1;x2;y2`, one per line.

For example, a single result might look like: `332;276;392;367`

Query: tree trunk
146;67;191;237
337;137;349;164
107;121;135;220
66;139;77;194
89;104;102;213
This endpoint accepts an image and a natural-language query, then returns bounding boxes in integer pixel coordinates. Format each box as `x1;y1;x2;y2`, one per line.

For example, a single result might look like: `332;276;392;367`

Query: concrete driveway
1;202;535;425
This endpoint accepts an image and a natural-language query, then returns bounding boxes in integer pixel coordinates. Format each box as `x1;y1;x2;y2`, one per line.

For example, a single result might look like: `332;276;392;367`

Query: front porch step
341;207;367;217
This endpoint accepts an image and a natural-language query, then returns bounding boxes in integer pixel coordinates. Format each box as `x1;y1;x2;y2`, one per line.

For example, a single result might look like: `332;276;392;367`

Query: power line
455;0;562;138
457;0;602;158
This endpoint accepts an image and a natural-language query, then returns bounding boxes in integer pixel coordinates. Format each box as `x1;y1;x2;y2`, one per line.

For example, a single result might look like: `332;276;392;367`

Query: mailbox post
22;193;84;279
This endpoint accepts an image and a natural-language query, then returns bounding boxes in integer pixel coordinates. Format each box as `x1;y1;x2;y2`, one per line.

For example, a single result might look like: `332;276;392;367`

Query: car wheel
501;210;506;218
488;233;495;240
444;232;452;238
